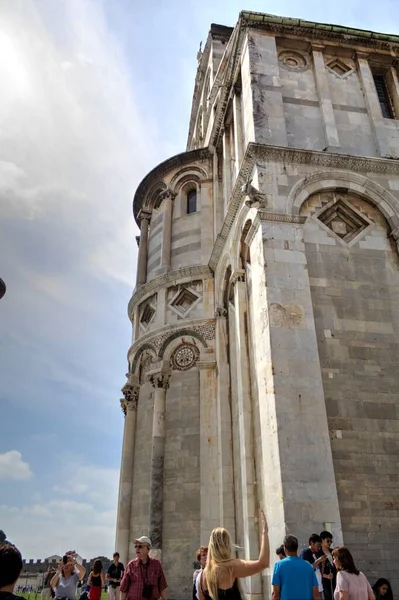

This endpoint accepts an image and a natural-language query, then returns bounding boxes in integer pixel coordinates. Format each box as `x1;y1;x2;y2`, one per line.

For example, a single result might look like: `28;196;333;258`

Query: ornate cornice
208;142;399;272
240;12;399;52
128;265;213;321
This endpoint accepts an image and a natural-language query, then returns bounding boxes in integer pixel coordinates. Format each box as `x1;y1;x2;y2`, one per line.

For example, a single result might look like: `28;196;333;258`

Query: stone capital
159;188;176;203
215;306;228;318
149;369;171;390
138;210;152;223
230;269;246;285
310;43;326;52
355;51;370;61
120;396;137;415
121;374;140;407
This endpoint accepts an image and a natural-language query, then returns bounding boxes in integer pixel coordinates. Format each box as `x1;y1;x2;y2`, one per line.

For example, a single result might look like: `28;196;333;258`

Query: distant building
16;556;112;591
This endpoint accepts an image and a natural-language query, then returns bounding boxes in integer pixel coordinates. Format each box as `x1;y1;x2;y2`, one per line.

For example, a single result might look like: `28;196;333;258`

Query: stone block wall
242;29;399;159
300;191;399;588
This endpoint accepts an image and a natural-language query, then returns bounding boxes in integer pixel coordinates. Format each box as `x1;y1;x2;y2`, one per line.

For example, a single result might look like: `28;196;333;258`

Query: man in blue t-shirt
272;535;320;600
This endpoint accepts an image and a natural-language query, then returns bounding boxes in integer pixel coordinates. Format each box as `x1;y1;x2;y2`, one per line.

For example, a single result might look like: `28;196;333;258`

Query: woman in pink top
332;547;375;600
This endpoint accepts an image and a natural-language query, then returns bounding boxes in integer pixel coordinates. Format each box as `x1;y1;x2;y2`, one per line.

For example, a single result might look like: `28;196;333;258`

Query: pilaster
197;356;219;542
311;45;340;151
230;269;261;598
356;52;391;157
255;214;343;544
215;308;236;534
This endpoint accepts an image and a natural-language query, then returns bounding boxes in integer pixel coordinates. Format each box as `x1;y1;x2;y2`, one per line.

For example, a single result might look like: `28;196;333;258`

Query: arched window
187;189;197;214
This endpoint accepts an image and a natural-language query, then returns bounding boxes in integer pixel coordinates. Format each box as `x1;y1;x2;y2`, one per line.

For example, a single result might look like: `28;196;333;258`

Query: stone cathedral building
116;11;399;599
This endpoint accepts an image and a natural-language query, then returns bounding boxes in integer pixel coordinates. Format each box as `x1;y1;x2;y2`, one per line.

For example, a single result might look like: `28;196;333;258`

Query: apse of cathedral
116;11;399;599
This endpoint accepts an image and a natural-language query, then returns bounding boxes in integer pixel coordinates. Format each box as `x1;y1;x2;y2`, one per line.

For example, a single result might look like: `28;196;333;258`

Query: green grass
18;593;109;600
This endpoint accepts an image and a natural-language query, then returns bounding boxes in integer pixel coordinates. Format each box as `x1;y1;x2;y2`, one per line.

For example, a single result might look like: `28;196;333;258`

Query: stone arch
215;251;232;309
169;165;209;191
130;343;157;375
287;171;399;230
158;328;208;359
144;180;167;213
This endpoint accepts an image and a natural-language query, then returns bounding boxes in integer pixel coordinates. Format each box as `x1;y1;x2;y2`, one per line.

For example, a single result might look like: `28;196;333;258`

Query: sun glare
0;31;30;97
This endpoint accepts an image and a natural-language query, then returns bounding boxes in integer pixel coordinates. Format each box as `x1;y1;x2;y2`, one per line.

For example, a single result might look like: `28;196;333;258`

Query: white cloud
1;459;119;558
0;451;33;481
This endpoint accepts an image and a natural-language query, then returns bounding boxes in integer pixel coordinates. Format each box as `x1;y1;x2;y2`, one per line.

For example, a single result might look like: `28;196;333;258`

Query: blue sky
0;0;398;560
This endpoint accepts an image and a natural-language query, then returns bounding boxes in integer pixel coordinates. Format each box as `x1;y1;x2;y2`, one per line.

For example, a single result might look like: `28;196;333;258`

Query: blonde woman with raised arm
198;509;269;600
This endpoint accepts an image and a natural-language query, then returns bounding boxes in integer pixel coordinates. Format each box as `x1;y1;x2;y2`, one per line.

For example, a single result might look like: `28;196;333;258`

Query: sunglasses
135;545;143;549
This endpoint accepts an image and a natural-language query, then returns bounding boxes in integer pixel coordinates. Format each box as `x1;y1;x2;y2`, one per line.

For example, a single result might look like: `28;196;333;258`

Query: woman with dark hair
372;579;393;600
88;560;105;600
332;547;375;600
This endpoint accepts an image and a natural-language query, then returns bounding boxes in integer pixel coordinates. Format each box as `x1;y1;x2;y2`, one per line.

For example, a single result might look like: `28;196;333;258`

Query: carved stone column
160;189;175;272
222;127;232;212
357;52;390;157
230;269;261;600
136;211;151;286
215;307;236;534
197;356;219;542
312;45;340;152
148;367;171;559
115;376;139;566
233;88;244;175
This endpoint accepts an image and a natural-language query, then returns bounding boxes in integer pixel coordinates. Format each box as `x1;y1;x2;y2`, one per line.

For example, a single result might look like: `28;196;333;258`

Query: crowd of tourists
0;516;394;600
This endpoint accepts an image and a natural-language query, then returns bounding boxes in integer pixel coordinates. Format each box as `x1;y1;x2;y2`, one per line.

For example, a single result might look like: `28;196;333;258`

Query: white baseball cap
135;536;152;548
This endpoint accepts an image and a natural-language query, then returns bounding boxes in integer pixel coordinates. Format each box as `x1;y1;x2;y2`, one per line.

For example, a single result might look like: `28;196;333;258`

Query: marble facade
116;13;399;599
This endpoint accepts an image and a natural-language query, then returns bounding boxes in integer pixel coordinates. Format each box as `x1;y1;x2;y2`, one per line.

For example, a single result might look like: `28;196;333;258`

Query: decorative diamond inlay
327;59;352;78
318;199;370;243
140;303;155;326
169;287;200;317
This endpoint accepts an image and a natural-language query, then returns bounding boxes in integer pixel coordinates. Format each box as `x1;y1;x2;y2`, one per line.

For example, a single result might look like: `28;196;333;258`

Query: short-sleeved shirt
54;572;79;600
272;556;318;600
120;557;167;600
299;548;323;592
107;563;125;587
334;570;372;600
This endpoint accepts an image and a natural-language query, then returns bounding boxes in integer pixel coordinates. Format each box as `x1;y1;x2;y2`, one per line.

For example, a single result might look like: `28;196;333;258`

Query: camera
62;555;68;564
142;584;152;599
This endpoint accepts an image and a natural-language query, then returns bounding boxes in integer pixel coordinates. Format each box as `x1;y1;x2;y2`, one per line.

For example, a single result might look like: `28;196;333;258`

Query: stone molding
128;265;213;320
258;211;307;224
208;142;399;271
215;307;228;318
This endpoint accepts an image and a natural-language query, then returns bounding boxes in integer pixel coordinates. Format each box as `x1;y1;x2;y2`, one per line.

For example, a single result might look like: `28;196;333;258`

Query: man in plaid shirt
120;537;167;600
